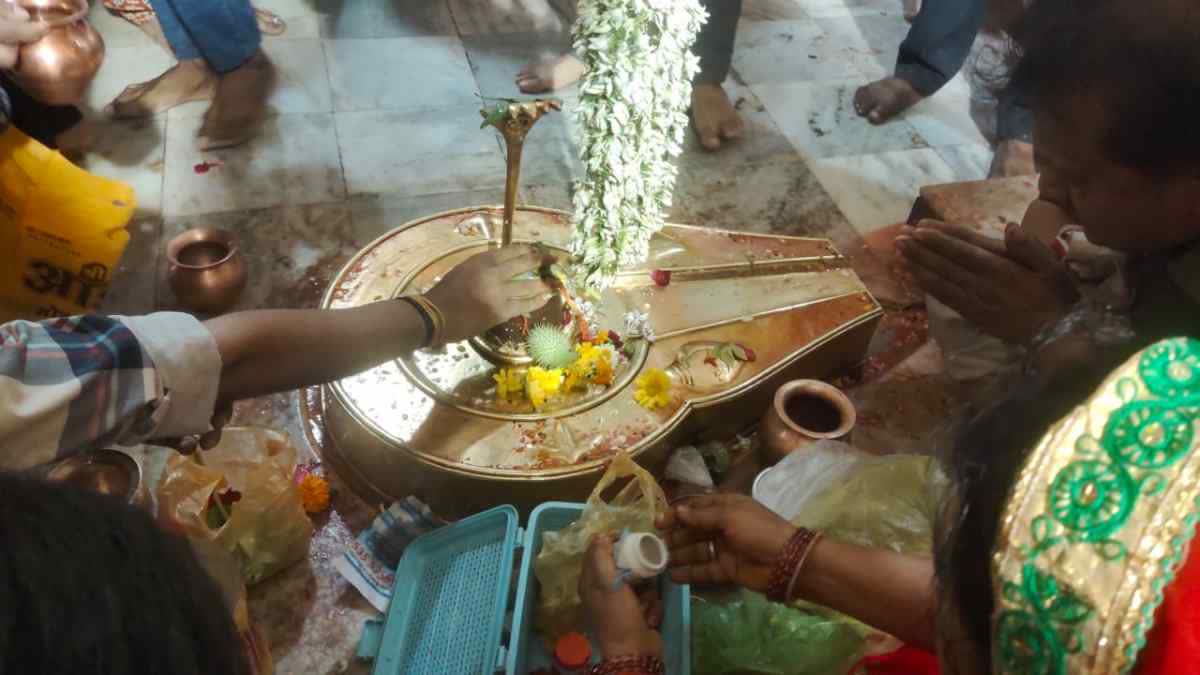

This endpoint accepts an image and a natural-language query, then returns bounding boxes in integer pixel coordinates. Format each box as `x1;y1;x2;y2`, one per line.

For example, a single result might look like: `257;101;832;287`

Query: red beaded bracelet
766;527;821;604
588;654;666;674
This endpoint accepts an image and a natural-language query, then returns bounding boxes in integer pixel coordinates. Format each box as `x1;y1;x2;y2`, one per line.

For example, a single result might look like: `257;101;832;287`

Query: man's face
1033;97;1199;253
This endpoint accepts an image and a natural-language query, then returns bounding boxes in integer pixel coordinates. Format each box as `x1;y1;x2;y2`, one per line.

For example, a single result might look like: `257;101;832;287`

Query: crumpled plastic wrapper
157;427;314;585
533;452;667;641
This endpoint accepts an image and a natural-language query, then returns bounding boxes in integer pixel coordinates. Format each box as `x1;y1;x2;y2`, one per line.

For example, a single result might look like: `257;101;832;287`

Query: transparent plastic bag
157;427;314;585
697;445;945;674
693;590;867;675
793;453;945;555
533;453;667;640
190;538;275;675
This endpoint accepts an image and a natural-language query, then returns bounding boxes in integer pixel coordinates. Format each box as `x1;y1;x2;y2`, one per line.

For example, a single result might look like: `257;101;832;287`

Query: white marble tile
164;39;334;120
163;112;345;217
671;155;852;239
448;0;575;35
84;44;177;114
501;112;582;188
88;1;159;49
79;118;167;215
742;0;812;20
754;79;927;158
461;31;577;100
904;88;989;149
811;147;959;234
324;37;479;112
255;0;325;39
335;107;505;196
732;19;868;83
791;0;903;18
933;143;993;182
522;182;573;211
315;0;457;38
812;14;908;79
348;188;510;243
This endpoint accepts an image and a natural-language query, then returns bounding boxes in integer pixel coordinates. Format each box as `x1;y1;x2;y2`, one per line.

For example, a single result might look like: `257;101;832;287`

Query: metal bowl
46;449;140;502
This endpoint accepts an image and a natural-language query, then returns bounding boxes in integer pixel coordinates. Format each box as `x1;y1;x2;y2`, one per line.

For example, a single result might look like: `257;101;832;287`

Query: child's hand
0;4;47;70
425;245;556;343
579;534;663;660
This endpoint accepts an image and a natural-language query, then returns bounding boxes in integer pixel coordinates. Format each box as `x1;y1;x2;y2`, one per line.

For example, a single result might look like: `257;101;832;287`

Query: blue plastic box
357;502;691;675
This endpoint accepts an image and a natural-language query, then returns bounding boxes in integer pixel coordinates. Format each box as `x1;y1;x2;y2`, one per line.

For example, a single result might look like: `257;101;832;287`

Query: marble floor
80;0;1001;671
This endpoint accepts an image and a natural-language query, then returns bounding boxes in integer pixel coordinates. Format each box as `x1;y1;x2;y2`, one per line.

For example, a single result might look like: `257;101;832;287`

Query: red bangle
766;527;820;603
588;655;665;674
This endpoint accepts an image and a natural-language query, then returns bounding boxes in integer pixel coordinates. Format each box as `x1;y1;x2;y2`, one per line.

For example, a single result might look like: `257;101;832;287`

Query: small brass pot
759;379;855;465
11;0;105;107
46;449;141;503
167;227;248;315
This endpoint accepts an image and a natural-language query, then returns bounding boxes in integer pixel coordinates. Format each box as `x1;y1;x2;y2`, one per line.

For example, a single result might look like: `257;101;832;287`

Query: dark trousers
897;0;1031;141
148;0;260;74
694;0;741;85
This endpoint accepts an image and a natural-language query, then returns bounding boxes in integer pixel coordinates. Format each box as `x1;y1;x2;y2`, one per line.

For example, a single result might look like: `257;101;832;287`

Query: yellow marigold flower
594;331;610;345
299;474;331;514
633;368;672;410
494;368;525;400
526;367;564;409
575;341;596;359
590;347;615;386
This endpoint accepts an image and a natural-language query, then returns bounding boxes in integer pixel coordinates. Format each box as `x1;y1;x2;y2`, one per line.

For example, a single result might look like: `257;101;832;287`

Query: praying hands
895;220;1079;345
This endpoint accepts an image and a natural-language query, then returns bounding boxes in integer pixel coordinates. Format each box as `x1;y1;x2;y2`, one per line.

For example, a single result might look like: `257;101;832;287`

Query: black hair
0;475;250;675
933;351;1125;673
1008;0;1200;175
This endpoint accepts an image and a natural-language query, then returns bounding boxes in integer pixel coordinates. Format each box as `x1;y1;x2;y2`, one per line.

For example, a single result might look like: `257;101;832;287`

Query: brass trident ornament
480;98;562;247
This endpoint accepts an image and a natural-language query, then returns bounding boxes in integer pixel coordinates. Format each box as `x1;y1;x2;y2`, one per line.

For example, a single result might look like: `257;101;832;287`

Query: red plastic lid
553;632;592;670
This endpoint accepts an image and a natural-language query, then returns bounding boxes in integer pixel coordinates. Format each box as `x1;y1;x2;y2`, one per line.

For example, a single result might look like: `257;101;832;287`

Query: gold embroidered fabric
991;338;1200;674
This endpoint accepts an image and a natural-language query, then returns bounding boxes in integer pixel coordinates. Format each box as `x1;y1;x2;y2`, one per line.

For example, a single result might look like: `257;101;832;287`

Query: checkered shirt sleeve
0;312;222;471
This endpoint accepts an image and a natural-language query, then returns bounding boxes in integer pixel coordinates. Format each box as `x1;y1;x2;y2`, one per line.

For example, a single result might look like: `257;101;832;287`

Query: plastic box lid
360;505;520;675
358;502;690;675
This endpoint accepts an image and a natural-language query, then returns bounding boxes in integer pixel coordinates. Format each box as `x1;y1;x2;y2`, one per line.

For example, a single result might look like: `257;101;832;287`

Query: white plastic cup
614;532;668;579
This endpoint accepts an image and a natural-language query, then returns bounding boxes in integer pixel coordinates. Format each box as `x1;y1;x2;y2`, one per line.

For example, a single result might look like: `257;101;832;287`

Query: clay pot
759;379;855;465
10;0;105;107
167;228;248;315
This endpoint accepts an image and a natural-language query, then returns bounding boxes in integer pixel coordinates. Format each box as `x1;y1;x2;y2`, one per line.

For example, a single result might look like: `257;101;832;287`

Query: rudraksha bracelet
766;527;821;603
588;654;666;674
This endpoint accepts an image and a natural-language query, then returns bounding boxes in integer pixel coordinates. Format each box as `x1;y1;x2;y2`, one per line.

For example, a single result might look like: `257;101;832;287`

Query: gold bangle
409;294;445;347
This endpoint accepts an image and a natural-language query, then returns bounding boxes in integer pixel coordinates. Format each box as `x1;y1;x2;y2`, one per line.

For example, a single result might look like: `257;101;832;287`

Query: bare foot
515;53;586;94
690;83;744;152
196;50;275;150
255;8;286;36
853;77;923;125
106;59;216;119
988;140;1035;177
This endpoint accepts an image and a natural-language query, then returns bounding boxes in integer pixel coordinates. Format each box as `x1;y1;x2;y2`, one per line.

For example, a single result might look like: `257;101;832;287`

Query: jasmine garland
569;0;707;291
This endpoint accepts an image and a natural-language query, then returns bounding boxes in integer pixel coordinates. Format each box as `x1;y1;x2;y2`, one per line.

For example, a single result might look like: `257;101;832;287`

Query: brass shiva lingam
307;99;883;517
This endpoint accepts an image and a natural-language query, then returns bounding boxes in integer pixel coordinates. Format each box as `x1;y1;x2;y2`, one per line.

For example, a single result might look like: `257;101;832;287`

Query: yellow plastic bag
157;427;314;585
0;125;135;322
533;452;668;641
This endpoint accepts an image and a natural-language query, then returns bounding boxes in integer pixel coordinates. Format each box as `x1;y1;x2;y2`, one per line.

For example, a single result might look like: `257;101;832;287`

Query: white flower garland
569;0;707;291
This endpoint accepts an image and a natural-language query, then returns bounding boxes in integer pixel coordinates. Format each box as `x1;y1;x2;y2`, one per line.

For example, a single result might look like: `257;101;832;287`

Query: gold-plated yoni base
310;206;882;517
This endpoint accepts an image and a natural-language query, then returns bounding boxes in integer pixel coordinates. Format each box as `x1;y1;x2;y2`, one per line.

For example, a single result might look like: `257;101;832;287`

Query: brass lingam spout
480;99;561;247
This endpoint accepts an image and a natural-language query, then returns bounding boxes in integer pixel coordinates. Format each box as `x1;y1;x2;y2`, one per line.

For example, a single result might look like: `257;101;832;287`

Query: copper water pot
11;0;104;106
167;228;248;315
759;379;856;465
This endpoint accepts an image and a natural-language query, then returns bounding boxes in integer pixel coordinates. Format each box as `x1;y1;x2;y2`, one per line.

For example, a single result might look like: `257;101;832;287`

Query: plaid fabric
0;313;221;471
